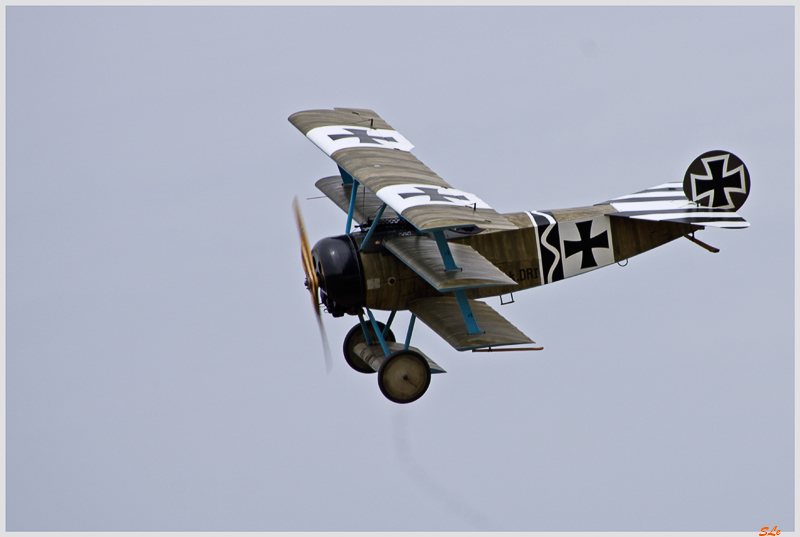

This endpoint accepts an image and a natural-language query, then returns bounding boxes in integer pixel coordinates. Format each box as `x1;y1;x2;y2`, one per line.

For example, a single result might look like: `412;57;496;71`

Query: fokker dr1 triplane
291;108;750;404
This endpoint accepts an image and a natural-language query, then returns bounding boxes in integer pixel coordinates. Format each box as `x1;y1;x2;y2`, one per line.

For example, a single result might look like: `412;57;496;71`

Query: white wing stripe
306;125;414;156
375;184;492;214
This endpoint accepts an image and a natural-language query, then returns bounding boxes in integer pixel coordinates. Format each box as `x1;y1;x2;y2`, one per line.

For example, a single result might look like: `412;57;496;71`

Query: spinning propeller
292;197;332;373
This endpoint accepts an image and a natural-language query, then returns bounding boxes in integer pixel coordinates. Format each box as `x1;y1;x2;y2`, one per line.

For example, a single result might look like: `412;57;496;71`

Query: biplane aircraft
290;108;750;404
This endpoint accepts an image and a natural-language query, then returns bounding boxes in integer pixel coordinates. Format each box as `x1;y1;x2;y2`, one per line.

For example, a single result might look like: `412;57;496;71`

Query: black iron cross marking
692;157;745;208
328;128;397;145
398;187;469;203
563;220;609;269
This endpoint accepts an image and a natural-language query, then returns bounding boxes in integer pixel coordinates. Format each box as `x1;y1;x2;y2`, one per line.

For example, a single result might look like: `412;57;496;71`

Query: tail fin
606;150;750;229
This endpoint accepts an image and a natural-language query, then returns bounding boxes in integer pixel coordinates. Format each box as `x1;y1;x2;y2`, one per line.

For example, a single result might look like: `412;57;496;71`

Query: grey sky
7;6;794;532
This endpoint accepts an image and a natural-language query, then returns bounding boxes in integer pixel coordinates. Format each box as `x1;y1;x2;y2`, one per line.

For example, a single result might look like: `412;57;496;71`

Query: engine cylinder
311;234;365;317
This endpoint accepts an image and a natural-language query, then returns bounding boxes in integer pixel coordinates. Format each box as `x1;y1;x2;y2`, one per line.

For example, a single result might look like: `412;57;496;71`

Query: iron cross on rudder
691;159;745;207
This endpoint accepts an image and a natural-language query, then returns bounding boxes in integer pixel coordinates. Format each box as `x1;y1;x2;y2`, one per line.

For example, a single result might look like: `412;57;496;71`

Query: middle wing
289;108;517;232
384;235;516;292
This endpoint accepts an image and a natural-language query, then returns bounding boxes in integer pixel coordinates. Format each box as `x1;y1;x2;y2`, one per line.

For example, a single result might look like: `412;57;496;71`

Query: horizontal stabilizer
315;176;399;223
605;183;750;229
409;296;535;351
385;235;516;292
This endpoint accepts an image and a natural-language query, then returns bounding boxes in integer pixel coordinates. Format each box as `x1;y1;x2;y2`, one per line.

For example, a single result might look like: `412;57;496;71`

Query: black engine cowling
311;234;365;317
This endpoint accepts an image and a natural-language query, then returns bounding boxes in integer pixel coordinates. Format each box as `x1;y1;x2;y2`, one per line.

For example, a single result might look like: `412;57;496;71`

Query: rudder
683;150;750;211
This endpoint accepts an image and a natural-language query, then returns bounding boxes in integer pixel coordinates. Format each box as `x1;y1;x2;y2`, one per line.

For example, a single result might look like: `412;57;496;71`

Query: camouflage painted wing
289;108;517;232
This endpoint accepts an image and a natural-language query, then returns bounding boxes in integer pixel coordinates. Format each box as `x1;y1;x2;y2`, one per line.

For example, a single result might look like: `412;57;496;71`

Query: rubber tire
378;349;431;404
342;322;396;374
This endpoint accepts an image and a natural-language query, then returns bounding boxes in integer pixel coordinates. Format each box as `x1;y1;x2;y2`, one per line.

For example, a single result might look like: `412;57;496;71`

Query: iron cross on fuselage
563;220;609;269
328;128;397;145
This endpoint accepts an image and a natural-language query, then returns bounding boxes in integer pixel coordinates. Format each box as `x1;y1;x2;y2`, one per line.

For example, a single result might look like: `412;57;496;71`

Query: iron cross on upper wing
327;128;397;145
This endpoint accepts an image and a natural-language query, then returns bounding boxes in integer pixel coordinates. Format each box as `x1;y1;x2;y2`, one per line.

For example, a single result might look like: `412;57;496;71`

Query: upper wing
289;108;517;232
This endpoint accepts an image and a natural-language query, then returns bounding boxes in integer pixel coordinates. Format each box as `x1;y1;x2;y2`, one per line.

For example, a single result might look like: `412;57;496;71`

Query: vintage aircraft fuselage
312;204;700;317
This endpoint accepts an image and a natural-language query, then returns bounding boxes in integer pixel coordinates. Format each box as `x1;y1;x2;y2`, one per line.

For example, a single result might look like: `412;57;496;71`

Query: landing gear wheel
343;322;396;374
378;349;431;404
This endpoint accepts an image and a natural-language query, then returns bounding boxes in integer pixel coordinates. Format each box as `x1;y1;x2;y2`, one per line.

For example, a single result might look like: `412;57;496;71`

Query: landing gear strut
344;310;441;404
